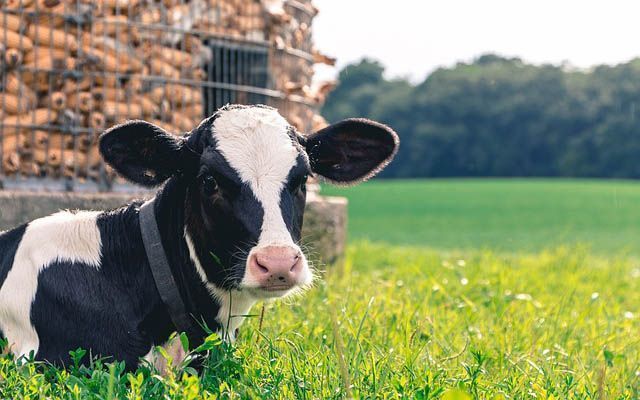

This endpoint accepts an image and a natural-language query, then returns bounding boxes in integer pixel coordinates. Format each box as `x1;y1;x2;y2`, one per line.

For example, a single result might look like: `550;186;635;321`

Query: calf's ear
304;118;399;184
99;120;187;187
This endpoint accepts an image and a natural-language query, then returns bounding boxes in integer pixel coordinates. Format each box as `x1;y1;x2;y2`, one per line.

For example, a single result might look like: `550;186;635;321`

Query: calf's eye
202;175;219;196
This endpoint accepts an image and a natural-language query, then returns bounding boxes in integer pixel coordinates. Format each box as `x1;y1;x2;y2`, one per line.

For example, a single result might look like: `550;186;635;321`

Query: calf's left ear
304;118;399;184
99;120;188;187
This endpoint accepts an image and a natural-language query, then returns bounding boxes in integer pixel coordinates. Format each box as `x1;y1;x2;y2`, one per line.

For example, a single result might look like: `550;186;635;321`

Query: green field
322;179;640;254
2;243;638;398
2;179;640;398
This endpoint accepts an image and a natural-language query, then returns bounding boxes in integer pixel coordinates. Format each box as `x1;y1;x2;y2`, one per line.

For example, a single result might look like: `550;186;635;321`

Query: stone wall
0;191;347;265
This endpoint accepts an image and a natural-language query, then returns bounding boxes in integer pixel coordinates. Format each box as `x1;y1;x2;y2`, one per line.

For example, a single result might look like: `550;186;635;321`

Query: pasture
1;179;639;398
322;179;640;254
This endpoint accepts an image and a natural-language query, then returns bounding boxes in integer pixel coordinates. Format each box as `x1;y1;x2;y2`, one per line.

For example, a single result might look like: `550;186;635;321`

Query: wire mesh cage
0;0;334;191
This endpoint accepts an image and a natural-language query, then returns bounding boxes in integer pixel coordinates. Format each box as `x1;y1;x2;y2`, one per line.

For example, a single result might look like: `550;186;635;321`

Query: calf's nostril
290;256;301;271
256;261;269;273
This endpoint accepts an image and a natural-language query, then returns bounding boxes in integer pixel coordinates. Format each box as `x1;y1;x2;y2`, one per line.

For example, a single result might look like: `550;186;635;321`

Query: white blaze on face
213;107;299;247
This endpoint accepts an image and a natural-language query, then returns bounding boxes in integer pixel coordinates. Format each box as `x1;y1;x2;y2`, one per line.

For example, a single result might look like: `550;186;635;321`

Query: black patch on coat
183;115;266;289
30;188;222;369
0;224;27;289
152;178;222;343
0;225;25;342
30;203;166;368
280;154;310;243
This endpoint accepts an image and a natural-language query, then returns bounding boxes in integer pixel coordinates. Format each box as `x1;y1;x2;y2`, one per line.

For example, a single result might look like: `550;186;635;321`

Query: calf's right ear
99;120;188;187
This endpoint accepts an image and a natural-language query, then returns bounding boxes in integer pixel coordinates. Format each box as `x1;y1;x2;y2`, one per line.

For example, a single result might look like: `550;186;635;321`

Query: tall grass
1;242;638;398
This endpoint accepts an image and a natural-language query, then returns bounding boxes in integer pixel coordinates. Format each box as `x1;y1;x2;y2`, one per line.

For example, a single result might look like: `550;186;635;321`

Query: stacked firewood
267;0;335;131
0;0;335;182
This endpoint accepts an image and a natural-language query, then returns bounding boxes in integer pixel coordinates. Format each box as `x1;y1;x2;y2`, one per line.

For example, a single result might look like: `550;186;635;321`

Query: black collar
139;200;203;343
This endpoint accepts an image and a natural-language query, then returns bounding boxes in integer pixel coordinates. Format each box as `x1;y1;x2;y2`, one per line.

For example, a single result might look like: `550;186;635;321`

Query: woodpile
0;0;334;183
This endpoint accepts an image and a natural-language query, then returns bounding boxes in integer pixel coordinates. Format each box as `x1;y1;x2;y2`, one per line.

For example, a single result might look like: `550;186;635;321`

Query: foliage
0;242;638;398
321;56;640;179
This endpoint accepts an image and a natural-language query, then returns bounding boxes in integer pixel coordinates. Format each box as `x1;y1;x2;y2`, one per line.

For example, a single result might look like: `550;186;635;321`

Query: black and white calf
0;105;398;369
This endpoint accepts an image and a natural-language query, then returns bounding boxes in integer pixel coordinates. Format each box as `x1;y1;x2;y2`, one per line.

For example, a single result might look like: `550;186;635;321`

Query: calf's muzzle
247;245;304;290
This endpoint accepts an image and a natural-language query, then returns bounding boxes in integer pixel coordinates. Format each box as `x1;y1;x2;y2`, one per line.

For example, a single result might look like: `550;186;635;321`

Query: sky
312;0;640;83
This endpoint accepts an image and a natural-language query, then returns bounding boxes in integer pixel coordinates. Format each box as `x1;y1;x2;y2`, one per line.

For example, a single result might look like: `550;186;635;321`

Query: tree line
321;55;640;178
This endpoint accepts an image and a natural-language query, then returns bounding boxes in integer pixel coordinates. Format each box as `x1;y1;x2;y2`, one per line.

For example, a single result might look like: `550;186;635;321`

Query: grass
1;242;638;398
321;179;640;255
2;179;639;398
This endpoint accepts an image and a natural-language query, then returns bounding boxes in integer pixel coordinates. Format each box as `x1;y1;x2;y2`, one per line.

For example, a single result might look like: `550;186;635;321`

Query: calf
0;104;398;369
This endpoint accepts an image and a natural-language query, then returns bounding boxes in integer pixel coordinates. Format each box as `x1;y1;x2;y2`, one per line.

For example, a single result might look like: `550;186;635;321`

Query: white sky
312;0;640;83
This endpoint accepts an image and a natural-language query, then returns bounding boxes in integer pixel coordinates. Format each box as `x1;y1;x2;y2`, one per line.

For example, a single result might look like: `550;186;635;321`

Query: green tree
321;54;640;179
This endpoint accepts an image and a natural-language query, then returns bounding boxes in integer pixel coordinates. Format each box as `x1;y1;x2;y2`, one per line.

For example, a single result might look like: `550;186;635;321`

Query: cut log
62;77;94;94
139;7;161;25
82;44;144;73
67;92;95;113
102;101;143;120
82;47;125;73
33;147;61;166
150;45;193;67
4;0;35;10
149;84;201;105
0;13;23;33
312;50;336;66
29;2;68;27
148;59;181;79
22;55;76;71
148;118;180;134
135;95;160;117
93;16;128;36
24;47;69;64
95;87;130;102
0;30;33;52
182;103;203;119
34;0;61;8
26;25;79;52
47;132;91;151
172;113;195;132
126;75;144;92
1;109;58;135
3;73;37;103
26;130;50;149
87;112;105;130
2;132;29;152
99;0;140;11
0;93;36;114
2;151;21;174
46;91;67;111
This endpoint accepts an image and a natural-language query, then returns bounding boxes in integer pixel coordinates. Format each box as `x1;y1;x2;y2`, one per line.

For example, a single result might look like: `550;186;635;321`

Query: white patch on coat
0;210;102;358
213;107;299;247
184;230;255;341
212;107;312;288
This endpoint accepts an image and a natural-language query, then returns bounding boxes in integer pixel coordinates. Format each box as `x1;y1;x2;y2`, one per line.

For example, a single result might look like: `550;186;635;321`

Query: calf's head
100;105;398;298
